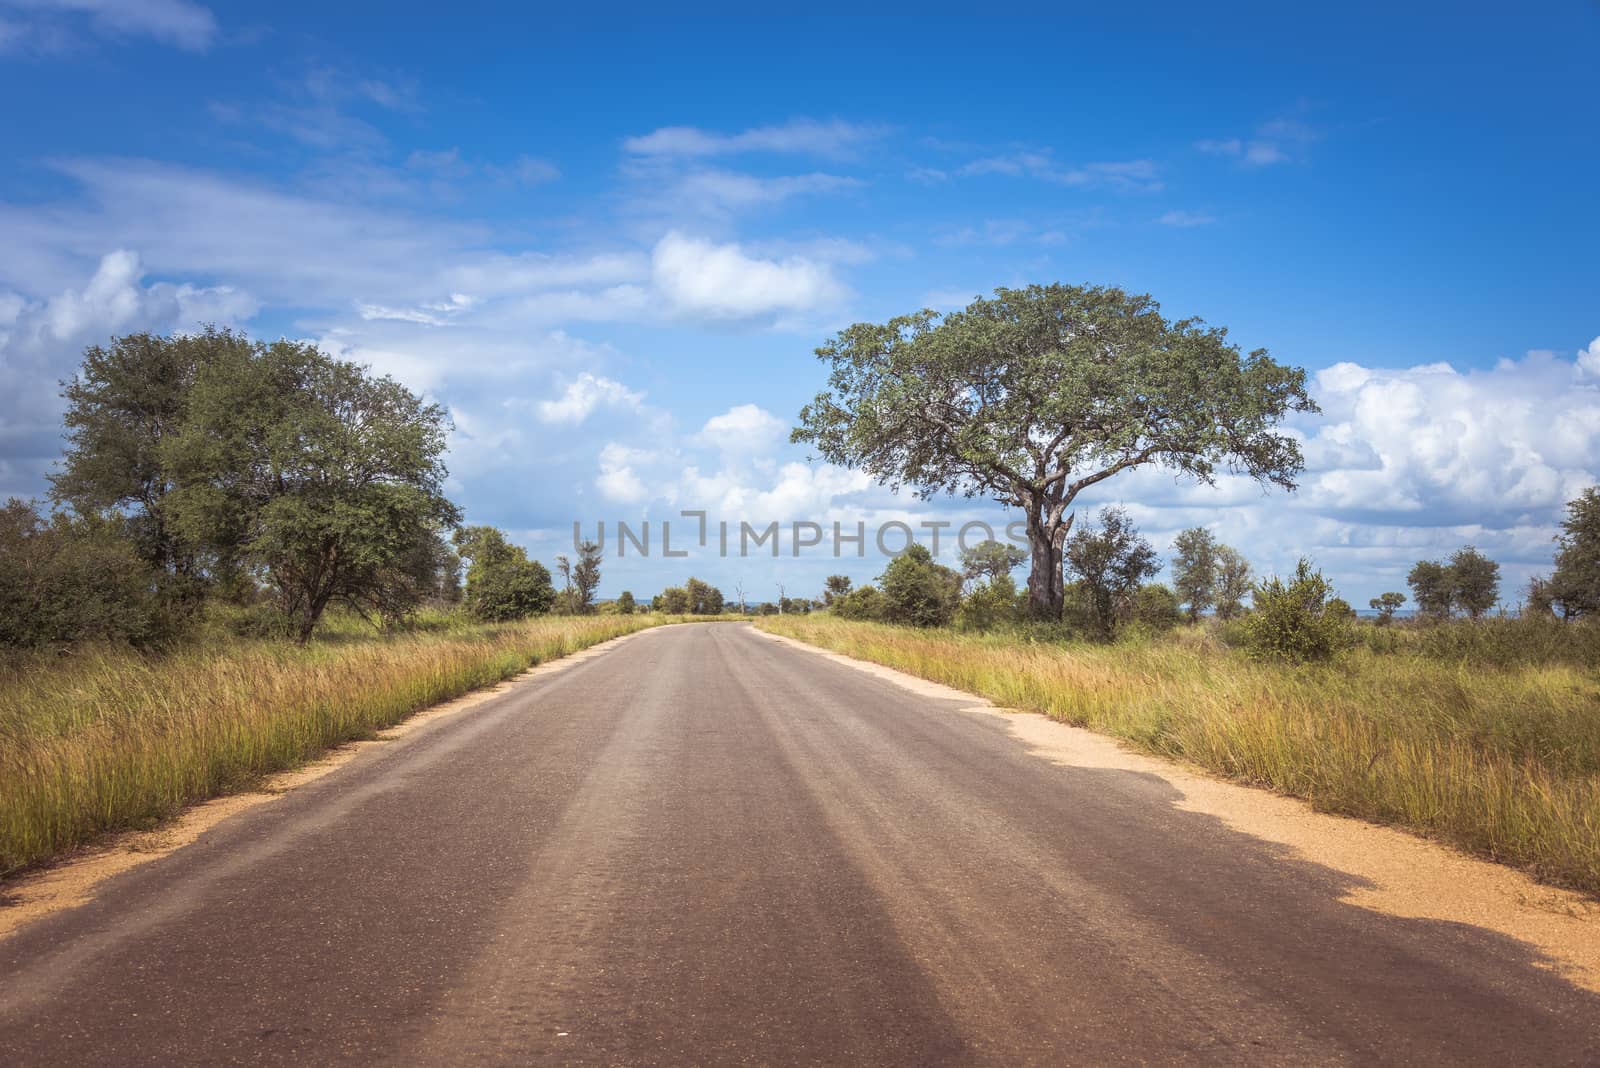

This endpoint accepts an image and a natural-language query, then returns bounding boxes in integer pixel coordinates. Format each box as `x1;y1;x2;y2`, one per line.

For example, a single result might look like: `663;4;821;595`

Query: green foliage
1064;507;1159;640
555;539;604;614
1213;546;1252;620
792;284;1316;619
683;577;725;615
655;586;690;614
1170;527;1218;621
833;584;886;621
1412;614;1600;669
878;544;962;627
1241;558;1354;662
1133;583;1183;630
0;499;166;648
162;338;459;643
1370;591;1406;624
1408;559;1453;618
616;591;636;615
51;328;251;576
958;539;1027;588
822;575;852;606
1448;546;1500;619
958;574;1019;631
1546;487;1600;619
454;526;555;622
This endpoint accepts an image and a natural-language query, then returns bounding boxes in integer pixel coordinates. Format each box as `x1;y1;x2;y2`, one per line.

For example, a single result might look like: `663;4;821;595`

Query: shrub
879;545;962;627
958;574;1018;631
834;584;886;621
1133;584;1183;631
1241;558;1353;662
0;500;164;648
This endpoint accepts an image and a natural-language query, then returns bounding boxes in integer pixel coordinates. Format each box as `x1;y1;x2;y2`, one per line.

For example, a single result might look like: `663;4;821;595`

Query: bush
0;500;164;648
833;584;886;621
1241;558;1353;662
1133;584;1183;631
879;545;962;627
1412;616;1600;669
958;575;1018;631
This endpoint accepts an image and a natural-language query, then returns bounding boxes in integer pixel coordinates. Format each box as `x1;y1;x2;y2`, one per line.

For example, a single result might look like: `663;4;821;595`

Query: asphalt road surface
2;622;1597;1065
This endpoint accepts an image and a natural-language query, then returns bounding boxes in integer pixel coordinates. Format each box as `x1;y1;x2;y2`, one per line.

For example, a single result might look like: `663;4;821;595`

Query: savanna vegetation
0;328;731;874
780;286;1600;894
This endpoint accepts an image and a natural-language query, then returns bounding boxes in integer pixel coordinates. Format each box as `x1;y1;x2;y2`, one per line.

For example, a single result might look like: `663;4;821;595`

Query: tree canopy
793;284;1315;618
164;338;459;642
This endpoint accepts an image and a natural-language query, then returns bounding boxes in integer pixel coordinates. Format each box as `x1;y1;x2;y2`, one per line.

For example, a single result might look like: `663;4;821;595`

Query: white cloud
0;0;217;52
697;404;787;453
650;231;847;321
537;372;645;425
624;119;884;159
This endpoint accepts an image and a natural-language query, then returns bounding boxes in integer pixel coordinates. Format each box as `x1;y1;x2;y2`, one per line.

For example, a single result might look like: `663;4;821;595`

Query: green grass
0;612;670;875
758;616;1600;895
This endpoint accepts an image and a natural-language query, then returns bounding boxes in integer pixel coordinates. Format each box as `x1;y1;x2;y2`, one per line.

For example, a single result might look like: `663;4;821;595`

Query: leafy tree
51;329;259;615
1548;487;1600;618
1213;546;1253;621
454;526;555;622
656;586;690;614
0;499;163;647
1242;559;1354;662
163;339;460;643
1407;560;1453;618
682;577;725;614
1170;527;1219;622
822;574;853;606
779;596;812;615
879;544;962;627
958;539;1028;590
1448;545;1499;620
1369;591;1406;625
792;285;1314;620
1134;583;1183;630
616;590;636;615
1063;507;1160;640
572;539;603;614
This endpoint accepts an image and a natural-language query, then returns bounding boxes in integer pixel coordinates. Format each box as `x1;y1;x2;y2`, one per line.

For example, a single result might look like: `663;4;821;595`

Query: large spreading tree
793;284;1316;618
164;339;460;642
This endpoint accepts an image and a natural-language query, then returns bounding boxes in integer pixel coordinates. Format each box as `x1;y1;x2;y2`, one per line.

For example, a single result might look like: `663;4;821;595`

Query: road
1;622;1596;1065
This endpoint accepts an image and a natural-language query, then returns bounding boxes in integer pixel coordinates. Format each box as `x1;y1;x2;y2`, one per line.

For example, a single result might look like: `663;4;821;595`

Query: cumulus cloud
0;249;257;495
696;403;788;454
537;372;646;425
650;232;847;321
623;118;884;159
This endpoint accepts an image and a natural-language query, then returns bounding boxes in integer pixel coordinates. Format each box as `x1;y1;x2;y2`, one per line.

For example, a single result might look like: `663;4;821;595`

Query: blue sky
2;1;1597;606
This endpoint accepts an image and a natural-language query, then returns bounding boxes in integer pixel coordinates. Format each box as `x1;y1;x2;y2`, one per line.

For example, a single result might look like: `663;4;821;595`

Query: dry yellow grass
0;614;665;874
757;616;1600;895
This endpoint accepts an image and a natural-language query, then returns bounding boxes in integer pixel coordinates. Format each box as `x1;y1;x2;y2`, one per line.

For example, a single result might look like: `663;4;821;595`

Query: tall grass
758;616;1600;895
0;614;661;874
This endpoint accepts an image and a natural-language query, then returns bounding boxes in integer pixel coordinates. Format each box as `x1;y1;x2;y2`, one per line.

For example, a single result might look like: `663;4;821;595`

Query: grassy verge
757;616;1600;895
0;613;667;875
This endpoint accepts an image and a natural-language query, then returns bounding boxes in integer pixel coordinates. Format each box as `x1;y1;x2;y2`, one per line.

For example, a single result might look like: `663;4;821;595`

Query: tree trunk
1024;513;1067;621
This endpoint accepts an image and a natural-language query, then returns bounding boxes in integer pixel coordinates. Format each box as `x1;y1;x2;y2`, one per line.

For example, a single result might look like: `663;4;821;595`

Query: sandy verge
0;628;655;941
757;628;1600;993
